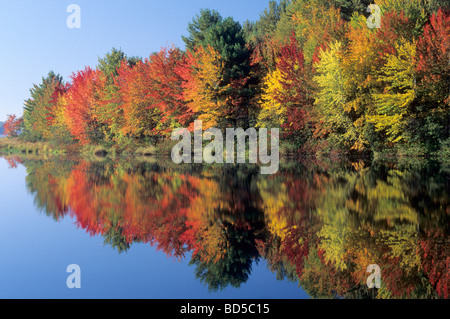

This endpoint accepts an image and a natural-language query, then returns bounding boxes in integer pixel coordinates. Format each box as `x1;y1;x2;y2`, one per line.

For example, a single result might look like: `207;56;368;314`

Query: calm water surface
0;155;448;299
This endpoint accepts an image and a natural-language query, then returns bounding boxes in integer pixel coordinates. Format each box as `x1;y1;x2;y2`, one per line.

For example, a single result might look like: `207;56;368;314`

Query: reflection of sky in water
0;159;308;299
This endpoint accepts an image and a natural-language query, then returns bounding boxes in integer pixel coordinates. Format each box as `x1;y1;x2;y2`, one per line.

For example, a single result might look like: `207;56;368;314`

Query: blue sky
0;0;271;120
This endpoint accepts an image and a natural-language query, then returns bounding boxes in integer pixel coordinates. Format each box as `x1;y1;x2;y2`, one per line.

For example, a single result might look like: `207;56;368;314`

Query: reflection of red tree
62;162;203;258
4;156;23;169
119;173;200;257
180;221;203;257
282;227;310;276
420;231;450;299
380;256;417;298
66;163;104;235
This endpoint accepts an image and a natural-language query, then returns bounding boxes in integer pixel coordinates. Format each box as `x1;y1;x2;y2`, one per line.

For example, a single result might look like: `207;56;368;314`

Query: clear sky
0;0;271;121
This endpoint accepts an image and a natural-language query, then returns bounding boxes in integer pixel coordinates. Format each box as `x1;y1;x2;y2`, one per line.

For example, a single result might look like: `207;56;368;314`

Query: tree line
6;0;450;156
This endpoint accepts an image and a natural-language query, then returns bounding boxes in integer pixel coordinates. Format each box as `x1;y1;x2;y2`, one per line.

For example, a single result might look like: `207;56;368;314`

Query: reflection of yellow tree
315;172;357;271
346;169;422;277
258;178;290;240
347;170;419;227
257;174;318;239
300;247;354;299
193;223;228;264
26;160;73;220
314;166;435;297
186;177;229;224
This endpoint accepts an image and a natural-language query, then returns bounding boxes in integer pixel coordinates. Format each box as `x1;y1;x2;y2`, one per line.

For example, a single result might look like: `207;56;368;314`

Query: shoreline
0;136;445;164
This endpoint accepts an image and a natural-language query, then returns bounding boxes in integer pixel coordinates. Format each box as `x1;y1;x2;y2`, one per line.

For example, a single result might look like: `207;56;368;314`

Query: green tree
97;48;127;83
95;48;130;142
335;0;374;21
182;9;255;127
22;71;64;141
182;9;223;52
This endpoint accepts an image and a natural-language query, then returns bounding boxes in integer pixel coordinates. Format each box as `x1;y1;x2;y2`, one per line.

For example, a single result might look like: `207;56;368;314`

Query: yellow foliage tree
368;41;417;144
182;46;229;130
257;68;286;128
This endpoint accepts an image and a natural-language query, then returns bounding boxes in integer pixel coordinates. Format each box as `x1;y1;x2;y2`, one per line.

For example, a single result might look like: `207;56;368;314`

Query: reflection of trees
11;156;449;299
308;161;449;298
419;230;450;299
103;217;131;254
257;159;448;299
188;166;266;291
190;221;261;292
300;247;355;299
25;159;76;220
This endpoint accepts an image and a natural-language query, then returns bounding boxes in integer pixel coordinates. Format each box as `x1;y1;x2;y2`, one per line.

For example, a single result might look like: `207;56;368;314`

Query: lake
0;155;448;299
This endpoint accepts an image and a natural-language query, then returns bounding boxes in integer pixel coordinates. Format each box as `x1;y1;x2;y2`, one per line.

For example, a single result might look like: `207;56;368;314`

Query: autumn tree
178;45;227;130
257;68;285;129
368;41;417;145
313;41;353;148
116;59;162;138
244;0;290;70
288;0;344;63
146;47;193;131
22;71;64;141
3;114;23;137
64;67;102;144
116;46;192;139
414;9;450;151
46;82;73;143
183;9;254;128
94;48;133;143
275;35;313;140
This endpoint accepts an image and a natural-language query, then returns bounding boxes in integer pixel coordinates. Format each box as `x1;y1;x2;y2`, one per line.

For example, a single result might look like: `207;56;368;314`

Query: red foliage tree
375;11;415;58
147;47;193;129
117;47;193;137
276;34;313;137
417;9;450;106
65;67;101;144
3;114;23;137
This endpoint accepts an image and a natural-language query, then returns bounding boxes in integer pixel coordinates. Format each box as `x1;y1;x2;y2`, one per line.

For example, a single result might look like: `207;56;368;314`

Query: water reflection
4;155;449;299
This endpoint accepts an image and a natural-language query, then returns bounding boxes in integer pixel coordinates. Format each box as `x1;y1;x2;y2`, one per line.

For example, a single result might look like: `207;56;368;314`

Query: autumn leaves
12;1;450;157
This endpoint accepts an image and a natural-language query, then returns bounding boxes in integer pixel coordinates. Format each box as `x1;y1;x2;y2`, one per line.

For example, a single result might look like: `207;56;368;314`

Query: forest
2;0;450;157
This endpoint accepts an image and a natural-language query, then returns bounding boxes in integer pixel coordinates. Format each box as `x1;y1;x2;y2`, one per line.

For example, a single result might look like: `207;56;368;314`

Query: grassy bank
0;136;296;158
0;137;67;156
2;136;447;172
0;137;177;160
